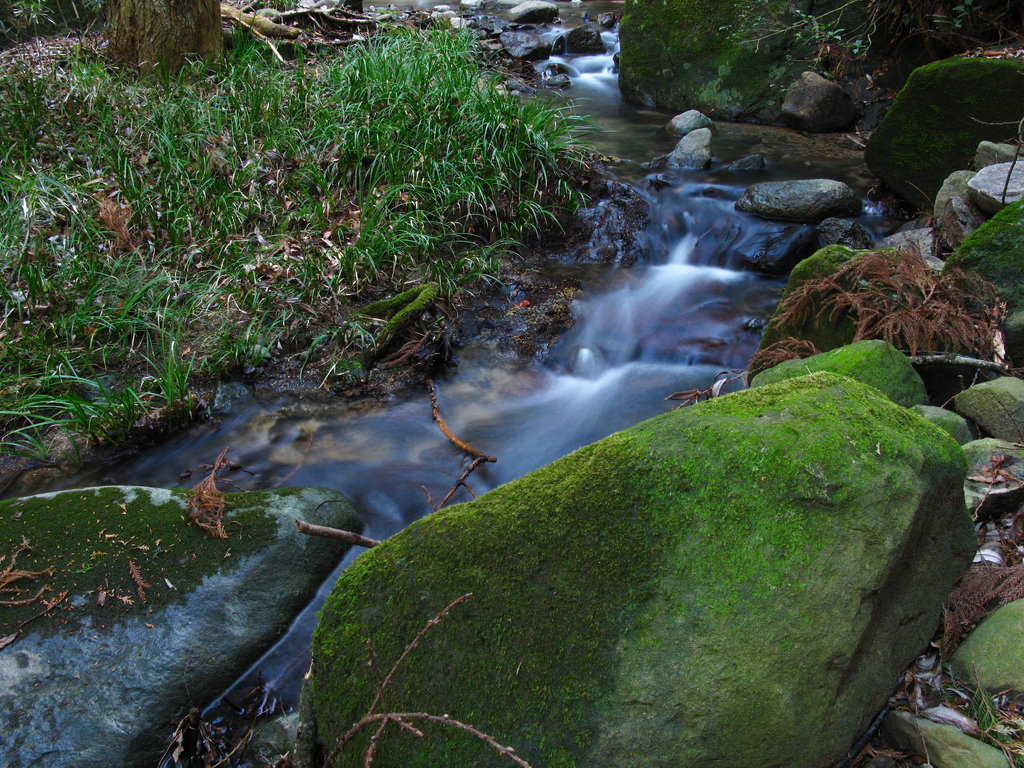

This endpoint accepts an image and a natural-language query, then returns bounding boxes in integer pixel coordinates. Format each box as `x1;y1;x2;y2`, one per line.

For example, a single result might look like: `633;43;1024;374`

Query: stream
4;0;898;730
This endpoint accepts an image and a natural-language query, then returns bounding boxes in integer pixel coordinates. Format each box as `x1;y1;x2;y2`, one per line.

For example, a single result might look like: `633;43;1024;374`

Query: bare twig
428;380;496;463
295;519;380;548
424;455;489;512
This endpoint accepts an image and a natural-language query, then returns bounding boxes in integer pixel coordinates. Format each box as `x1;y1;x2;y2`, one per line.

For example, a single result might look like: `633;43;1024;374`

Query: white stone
967;161;1024;214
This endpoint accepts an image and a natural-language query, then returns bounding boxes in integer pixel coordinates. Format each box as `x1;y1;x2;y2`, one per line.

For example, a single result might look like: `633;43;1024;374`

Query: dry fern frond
0;537;53;606
769;250;999;359
185;447;231;539
943;564;1024;656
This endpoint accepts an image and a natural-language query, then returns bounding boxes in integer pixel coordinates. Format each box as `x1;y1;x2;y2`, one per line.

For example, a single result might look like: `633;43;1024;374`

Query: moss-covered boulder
865;58;1024;210
882;710;1010;768
0;485;362;768
945;200;1024;361
962;439;1024;519
755;244;860;356
750;340;927;407
953;377;1024;442
310;372;972;768
618;0;814;121
952;599;1024;695
911;405;972;445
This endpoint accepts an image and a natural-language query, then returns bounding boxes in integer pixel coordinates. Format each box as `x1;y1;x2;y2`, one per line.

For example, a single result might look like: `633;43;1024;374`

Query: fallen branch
295;519;380;548
428;380;496;463
908;354;1010;374
220;3;301;38
422;455;487;512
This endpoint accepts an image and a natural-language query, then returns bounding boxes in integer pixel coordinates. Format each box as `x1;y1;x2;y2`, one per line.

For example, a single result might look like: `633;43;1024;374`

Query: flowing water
4;0;897;718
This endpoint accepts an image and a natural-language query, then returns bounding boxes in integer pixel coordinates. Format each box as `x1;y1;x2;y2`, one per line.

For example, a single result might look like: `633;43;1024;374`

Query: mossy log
357;284;439;364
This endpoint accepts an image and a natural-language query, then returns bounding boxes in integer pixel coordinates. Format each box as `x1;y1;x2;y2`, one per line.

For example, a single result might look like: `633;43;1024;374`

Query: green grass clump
0;28;591;461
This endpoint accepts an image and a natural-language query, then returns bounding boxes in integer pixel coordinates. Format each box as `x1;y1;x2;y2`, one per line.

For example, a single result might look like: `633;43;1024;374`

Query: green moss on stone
750;339;928;406
755;244;859;355
618;0;814;120
311;372;971;768
946;199;1024;307
865;58;1024;210
0;486;282;637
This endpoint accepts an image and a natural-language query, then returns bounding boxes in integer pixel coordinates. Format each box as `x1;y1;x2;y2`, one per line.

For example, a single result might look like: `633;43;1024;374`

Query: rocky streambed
4;2;1024;767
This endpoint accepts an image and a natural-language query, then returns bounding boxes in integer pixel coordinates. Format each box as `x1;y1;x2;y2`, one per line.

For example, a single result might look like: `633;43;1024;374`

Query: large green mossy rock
310;372;973;768
952;599;1024;695
755;244;859;357
945;200;1024;360
750;339;927;407
865;58;1024;210
618;0;814;121
0;485;362;768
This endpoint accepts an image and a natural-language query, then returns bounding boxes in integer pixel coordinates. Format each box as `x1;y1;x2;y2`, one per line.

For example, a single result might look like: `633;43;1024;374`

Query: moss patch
750;339;928;406
865;58;1024;210
311;372;971;768
0;485;282;637
618;0;813;121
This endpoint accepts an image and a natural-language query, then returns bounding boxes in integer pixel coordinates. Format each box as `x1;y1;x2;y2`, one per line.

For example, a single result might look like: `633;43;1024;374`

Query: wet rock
975;141;1020;169
665;109;712;137
750;340;929;407
735;179;861;222
952;599;1024;695
667;126;712;169
880;227;941;262
911;405;973;445
543;73;572;88
961;439;1024;519
507;0;558;23
310;372;973;768
460;0;482;8
728;153;766;172
954;377;1024;442
498;29;551;60
213;380;254;413
0;485;362;768
561;23;605;54
968;161;1024;214
596;11;617;28
245;712;300;765
882;709;1010;768
816;217;871;250
736;223;816;275
561;179;650;266
781;71;855;133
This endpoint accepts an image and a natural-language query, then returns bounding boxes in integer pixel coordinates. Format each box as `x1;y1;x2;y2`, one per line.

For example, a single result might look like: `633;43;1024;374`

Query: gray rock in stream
507;0;558;23
499;30;551;60
0;485;362;768
667;126;712;169
968;161;1024;214
735;179;861;222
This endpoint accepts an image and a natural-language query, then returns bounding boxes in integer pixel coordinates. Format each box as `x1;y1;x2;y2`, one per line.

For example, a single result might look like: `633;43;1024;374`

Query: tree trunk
107;0;222;72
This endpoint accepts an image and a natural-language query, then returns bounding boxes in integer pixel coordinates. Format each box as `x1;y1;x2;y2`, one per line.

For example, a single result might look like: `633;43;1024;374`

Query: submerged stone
0;485;362;768
310;372;972;768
